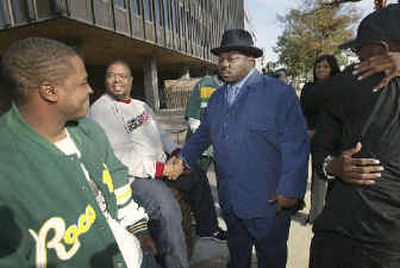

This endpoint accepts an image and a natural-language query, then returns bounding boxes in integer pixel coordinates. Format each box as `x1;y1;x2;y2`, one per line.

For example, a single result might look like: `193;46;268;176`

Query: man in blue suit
173;29;309;267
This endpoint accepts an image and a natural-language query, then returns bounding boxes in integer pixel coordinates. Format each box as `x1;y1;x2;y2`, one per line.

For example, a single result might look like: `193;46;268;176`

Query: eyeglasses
106;72;131;80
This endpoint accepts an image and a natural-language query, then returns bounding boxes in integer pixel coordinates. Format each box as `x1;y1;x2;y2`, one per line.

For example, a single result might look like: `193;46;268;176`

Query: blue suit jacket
182;71;309;222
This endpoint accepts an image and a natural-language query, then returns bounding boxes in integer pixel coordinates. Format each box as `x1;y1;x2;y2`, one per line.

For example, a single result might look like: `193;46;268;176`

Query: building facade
0;0;244;110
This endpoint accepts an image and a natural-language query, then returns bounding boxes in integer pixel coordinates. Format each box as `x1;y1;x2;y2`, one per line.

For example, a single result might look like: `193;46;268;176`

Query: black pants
164;166;218;236
310;232;400;268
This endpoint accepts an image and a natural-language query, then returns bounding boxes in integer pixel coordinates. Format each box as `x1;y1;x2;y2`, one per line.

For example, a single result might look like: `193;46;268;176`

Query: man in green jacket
185;75;221;171
0;37;155;268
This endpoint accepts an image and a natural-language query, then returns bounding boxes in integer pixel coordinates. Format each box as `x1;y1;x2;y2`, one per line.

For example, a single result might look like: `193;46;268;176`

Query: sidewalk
190;166;313;268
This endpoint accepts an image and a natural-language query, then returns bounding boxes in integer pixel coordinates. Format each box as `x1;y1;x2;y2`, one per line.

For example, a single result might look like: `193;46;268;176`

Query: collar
226;68;256;90
4;104;77;156
118;98;132;104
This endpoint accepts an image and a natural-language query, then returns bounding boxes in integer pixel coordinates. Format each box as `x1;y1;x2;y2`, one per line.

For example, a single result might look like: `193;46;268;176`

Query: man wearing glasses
89;60;226;268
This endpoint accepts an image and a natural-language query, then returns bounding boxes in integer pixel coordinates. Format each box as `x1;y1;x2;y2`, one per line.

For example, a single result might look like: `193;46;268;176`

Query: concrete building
0;0;244;110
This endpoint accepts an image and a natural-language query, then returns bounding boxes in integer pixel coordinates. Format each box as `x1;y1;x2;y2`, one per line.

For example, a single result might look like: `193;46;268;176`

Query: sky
245;0;398;63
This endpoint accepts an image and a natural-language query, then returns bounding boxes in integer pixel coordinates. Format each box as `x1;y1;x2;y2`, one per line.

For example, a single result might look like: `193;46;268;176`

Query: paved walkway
189;166;313;268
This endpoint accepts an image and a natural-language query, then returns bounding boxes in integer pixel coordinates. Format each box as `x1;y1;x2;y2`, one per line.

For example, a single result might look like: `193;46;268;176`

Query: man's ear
38;82;58;103
248;56;256;65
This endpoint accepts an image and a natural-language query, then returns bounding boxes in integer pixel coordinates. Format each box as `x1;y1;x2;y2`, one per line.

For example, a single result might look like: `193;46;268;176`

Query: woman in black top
300;54;340;223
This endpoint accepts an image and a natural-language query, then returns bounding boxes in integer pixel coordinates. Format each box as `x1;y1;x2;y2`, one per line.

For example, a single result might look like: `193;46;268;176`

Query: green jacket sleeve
186;81;202;120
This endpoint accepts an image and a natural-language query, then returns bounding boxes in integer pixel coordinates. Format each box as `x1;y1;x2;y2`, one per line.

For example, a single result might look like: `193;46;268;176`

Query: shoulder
199;75;216;84
0;112;17;149
256;73;297;99
323;65;385;106
301;82;314;92
69;118;109;142
90;94;114;112
0;116;22;173
132;98;155;114
321;66;356;102
207;83;225;103
131;98;147;107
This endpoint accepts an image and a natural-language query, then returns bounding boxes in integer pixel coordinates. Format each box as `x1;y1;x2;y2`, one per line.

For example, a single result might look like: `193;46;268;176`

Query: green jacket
185;75;220;160
0;105;147;268
185;75;220;121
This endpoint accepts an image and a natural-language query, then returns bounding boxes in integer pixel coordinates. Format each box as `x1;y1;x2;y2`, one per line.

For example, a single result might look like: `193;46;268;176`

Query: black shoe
200;228;227;243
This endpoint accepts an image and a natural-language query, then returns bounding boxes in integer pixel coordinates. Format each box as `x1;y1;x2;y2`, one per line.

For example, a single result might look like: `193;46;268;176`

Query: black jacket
313;66;400;253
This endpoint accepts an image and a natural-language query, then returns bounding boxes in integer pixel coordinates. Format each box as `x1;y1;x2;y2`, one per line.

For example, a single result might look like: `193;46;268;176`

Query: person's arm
299;83;316;138
92;120;158;252
324;142;383;186
313;102;383;186
0;202;26;267
102;136;149;230
354;51;400;91
180;98;213;167
186;81;202;133
145;103;179;155
312;108;343;178
272;89;309;212
0;169;31;266
299;83;309;112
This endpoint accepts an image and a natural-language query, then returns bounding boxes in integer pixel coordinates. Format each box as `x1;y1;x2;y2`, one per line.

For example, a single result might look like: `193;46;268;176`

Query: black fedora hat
211;29;263;58
339;4;400;49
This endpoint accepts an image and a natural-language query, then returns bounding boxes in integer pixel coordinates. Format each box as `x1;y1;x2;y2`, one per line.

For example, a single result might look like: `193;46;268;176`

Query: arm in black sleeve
312;106;343;180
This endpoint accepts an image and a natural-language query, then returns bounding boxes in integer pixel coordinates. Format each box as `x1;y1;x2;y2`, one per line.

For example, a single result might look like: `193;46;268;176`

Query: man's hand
269;195;298;214
327;142;384;185
136;233;158;255
354;52;400;91
163;156;184;180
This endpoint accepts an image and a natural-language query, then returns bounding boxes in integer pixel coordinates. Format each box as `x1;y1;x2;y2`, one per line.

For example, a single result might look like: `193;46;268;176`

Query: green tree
274;0;360;77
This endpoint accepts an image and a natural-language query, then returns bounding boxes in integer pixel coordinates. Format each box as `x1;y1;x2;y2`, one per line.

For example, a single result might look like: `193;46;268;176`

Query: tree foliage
274;0;360;77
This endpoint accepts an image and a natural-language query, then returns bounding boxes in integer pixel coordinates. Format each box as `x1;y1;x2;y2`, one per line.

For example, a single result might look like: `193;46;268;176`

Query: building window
130;0;140;15
180;6;185;37
171;0;177;34
144;0;152;21
115;0;126;8
154;0;162;26
162;0;169;29
0;7;5;27
11;0;27;23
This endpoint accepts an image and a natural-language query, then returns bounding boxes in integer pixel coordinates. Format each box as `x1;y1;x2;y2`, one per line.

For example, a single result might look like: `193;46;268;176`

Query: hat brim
211;46;263;58
338;39;359;49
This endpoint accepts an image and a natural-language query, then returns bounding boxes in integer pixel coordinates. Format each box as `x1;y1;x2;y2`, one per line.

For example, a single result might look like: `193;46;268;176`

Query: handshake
162;156;187;180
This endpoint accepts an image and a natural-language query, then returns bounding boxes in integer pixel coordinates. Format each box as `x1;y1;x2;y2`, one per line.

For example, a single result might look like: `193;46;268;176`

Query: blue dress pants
223;210;290;268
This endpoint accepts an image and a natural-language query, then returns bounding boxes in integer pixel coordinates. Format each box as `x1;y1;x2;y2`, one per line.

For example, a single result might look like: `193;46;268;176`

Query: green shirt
0;105;146;267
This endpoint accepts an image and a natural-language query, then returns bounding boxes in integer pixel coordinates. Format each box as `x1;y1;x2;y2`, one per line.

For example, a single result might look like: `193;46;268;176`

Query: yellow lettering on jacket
29;204;97;268
200;87;216;99
102;163;114;193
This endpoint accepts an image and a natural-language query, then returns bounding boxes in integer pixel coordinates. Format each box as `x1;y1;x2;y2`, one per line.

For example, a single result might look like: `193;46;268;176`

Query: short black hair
1;37;77;104
106;60;132;76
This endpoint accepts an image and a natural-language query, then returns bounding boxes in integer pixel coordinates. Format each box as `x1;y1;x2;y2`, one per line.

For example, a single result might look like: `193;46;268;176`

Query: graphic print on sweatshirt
124;110;152;133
